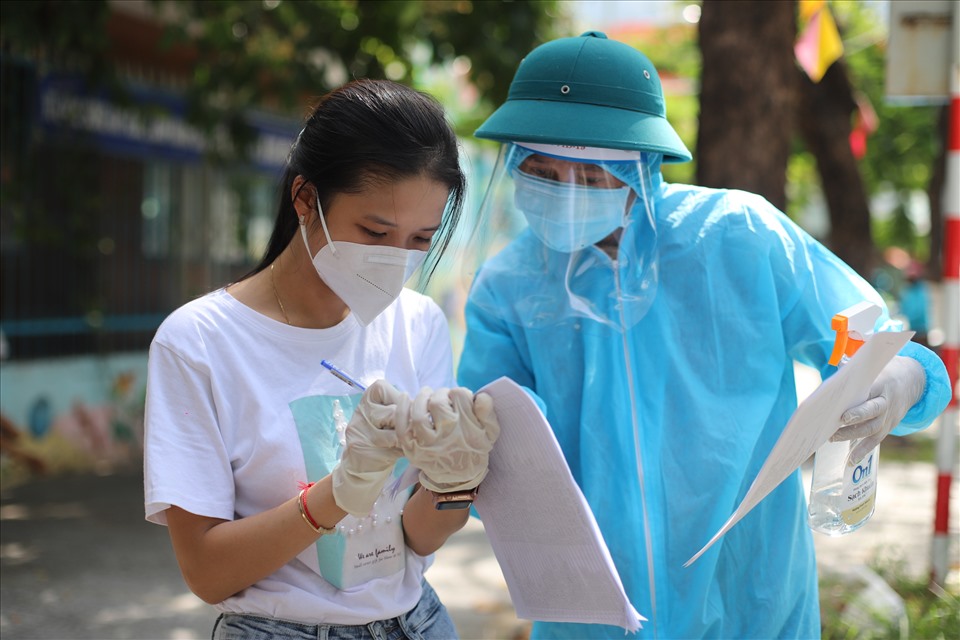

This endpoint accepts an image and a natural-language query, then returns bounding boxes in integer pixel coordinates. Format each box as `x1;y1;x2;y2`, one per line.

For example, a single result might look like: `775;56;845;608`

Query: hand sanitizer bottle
807;302;882;536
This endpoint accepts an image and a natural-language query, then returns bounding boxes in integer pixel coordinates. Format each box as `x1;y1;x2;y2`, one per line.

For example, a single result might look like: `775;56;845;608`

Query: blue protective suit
457;166;951;639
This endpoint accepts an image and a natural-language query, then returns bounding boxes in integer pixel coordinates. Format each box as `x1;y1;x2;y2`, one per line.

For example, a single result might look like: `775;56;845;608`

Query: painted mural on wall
0;352;147;485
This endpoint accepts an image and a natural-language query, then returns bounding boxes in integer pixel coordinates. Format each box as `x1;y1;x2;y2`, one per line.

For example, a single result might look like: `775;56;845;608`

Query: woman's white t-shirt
143;287;455;624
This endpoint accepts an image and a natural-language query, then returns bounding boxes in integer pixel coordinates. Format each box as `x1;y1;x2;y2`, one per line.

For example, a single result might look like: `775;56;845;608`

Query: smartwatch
428;486;479;510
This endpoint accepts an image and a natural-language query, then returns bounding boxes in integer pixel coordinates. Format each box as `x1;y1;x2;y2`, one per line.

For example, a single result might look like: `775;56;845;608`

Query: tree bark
696;0;797;211
796;60;876;276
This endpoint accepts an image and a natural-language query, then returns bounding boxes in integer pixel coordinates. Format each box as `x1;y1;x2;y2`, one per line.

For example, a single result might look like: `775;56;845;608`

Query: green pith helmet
476;31;692;163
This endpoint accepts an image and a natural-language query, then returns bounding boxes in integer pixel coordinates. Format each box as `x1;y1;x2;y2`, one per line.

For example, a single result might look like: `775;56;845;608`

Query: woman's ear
290;175;317;225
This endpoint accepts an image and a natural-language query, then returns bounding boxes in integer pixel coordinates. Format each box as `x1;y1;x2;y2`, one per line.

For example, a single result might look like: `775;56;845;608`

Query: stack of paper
474;377;645;632
684;330;913;566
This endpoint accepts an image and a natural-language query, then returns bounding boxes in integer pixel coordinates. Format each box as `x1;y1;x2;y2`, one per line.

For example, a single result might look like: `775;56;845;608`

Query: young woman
144;79;499;639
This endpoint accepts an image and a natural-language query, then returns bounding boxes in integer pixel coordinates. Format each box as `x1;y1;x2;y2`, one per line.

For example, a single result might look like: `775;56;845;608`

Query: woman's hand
397;387;501;493
331;380;410;516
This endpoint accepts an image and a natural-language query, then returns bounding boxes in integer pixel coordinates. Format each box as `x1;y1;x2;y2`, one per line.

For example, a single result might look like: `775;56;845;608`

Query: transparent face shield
461;143;662;331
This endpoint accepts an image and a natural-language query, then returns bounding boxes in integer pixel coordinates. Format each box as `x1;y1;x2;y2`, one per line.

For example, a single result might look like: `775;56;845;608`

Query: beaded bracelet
297;482;335;536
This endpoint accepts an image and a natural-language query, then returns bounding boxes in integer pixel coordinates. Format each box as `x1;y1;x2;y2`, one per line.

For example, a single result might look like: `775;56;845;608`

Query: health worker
457;32;951;639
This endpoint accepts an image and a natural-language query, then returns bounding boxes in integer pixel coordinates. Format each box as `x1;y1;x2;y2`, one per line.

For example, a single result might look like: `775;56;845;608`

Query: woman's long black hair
244;78;466;285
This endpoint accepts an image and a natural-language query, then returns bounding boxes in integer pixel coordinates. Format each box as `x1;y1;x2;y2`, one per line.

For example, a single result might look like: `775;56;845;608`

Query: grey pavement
1;450;956;640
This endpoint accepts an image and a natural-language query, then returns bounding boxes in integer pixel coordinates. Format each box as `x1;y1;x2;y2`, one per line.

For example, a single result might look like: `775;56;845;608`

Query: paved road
1;449;955;640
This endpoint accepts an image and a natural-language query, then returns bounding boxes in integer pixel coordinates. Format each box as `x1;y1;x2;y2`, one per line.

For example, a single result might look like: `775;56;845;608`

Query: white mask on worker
301;197;426;326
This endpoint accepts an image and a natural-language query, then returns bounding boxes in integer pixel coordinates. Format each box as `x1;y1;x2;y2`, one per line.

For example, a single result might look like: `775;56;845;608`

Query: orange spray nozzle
827;301;882;366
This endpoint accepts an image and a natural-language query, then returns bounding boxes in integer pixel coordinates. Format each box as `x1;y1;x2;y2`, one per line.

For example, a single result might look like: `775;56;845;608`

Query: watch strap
427;486;479;510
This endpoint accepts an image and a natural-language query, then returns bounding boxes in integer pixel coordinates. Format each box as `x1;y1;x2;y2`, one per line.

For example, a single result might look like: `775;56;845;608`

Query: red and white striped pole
931;13;960;586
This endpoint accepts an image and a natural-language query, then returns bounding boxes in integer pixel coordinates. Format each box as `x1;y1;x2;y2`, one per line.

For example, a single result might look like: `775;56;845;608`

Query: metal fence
1;55;291;361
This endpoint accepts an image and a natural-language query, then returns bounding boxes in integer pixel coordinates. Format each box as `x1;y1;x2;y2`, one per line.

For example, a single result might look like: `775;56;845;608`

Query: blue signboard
38;73;300;172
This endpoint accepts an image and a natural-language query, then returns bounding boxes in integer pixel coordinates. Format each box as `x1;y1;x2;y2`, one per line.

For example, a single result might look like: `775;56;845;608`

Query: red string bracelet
297;482;334;536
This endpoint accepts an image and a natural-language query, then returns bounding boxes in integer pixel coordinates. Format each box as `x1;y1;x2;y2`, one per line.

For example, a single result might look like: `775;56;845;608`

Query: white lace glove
331;380;410;517
398;387;501;493
832;355;926;461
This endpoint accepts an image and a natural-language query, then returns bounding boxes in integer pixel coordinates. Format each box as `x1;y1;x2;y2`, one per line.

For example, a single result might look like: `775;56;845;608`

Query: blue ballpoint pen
321;360;367;391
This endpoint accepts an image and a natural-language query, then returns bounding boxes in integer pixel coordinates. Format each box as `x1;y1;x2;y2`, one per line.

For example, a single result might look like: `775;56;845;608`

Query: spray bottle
807;301;883;536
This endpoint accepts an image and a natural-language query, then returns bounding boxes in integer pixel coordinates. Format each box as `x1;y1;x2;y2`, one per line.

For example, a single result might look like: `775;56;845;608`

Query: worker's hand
331;380;409;516
398;387;501;493
831;355;926;461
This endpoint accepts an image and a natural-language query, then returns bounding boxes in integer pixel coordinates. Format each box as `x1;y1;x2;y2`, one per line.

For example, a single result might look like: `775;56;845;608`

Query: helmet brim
476;99;692;164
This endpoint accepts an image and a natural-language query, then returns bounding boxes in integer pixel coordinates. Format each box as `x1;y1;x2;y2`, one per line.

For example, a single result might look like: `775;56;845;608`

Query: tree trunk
696;0;796;211
796;60;876;276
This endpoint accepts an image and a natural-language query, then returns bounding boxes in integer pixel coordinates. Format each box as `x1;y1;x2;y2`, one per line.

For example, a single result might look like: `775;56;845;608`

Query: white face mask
513;170;631;253
301;198;427;326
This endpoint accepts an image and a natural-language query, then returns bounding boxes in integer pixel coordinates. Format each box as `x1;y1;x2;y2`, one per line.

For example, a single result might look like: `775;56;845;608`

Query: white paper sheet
473;377;646;632
684;330;913;567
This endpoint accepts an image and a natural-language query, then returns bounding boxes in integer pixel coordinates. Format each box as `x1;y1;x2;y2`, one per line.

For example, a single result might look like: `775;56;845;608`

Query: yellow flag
795;0;844;82
798;0;825;23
